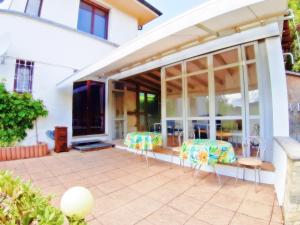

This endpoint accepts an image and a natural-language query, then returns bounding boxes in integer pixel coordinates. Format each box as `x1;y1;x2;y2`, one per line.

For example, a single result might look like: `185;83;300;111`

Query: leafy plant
289;0;300;72
0;171;64;225
0;82;48;147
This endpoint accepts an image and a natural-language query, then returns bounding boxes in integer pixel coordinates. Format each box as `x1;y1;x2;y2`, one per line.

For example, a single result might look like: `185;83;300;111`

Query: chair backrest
243;136;266;160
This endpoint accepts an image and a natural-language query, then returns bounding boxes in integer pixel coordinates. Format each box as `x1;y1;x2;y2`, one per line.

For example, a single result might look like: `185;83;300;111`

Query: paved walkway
0;148;283;225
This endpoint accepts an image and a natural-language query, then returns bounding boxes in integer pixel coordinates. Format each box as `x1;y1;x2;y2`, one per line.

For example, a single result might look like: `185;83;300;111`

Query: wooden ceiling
122;68;161;93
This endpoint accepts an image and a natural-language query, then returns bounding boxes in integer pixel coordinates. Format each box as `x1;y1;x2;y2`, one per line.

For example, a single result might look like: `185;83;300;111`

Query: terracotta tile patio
0;148;283;225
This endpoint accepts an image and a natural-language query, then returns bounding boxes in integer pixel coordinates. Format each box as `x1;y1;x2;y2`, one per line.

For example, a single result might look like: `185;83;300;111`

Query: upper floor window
77;0;109;39
25;0;43;17
14;60;34;93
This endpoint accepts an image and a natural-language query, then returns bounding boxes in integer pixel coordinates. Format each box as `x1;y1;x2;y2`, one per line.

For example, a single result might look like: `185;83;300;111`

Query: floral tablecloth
180;139;236;166
124;132;162;151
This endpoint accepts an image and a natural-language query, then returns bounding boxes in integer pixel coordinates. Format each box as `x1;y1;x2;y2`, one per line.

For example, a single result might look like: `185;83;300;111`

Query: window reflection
214;67;242;116
167;120;183;147
188;120;210;139
187;73;209;117
216;120;243;156
166;78;183;117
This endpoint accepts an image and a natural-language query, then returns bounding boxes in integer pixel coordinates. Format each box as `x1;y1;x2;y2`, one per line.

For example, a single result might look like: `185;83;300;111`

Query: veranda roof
57;0;288;89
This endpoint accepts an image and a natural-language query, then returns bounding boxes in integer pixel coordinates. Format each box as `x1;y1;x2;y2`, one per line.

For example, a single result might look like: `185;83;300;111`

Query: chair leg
235;164;239;184
145;150;149;167
243;167;246;180
213;164;222;186
254;166;257;191
152;150;157;160
258;167;261;184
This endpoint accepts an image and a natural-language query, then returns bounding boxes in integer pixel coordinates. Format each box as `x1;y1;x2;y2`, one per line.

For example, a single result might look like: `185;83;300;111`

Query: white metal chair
235;136;266;189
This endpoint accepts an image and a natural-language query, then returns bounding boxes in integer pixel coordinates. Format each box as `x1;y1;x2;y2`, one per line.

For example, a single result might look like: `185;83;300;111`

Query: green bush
0;171;64;225
0;82;48;147
289;0;300;72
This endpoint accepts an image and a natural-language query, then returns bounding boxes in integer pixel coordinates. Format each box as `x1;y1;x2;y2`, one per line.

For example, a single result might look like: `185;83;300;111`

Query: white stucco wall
0;10;120;148
6;0;139;45
273;139;288;206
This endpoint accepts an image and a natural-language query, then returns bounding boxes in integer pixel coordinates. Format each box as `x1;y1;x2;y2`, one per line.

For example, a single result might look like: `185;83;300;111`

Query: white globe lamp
60;186;94;219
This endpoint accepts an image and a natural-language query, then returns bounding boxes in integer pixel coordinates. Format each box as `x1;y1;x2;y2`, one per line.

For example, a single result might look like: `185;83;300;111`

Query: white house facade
1;0;298;211
0;0;161;147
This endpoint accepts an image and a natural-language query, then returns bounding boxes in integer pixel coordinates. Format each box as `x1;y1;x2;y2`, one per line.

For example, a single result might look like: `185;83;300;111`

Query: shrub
0;82;48;147
0;171;64;225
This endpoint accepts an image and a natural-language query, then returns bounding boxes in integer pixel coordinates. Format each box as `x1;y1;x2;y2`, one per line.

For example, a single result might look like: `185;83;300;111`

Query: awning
57;0;288;88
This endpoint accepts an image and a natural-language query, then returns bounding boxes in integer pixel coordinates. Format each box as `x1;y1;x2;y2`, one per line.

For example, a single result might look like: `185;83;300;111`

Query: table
180;139;236;184
124;132;162;166
180;139;236;166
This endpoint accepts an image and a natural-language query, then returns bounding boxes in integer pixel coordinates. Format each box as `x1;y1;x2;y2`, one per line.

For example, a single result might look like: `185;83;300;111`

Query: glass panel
73;82;88;136
187;72;209;117
186;57;208;73
216;119;243;155
114;92;124;119
247;63;259;115
147;94;160;132
215;67;242;116
139;114;146;131
25;0;42;16
114;120;124;139
127;91;137;132
249;119;260;137
94;9;107;39
245;45;255;61
77;2;92;33
188;120;210;139
166;120;183;147
166;78;183;117
139;92;145;113
89;82;105;133
165;64;182;79
213;48;239;67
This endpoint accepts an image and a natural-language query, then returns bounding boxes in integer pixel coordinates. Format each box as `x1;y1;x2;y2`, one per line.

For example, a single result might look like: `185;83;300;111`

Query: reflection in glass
216;120;243;155
186;57;207;73
250;119;260;136
147;94;160;132
213;49;238;67
77;2;93;33
139;92;145;113
94;9;107;39
166;78;183;117
165;64;182;78
215;67;242;116
188;120;210;139
166;120;183;147
187;73;209;117
114;121;124;139
114;92;124;119
247;64;259;115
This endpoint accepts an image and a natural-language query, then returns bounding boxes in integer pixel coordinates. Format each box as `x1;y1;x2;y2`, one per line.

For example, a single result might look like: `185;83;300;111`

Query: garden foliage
0;171;64;225
0;83;48;147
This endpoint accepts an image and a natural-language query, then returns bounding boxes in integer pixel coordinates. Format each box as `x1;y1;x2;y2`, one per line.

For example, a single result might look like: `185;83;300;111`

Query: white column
265;37;289;137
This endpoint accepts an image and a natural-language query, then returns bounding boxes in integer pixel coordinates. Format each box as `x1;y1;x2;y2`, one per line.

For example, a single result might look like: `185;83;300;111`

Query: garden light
60;186;94;219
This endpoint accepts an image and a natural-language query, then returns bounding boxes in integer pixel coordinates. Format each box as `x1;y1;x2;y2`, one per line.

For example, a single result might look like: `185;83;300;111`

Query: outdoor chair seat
237;157;262;167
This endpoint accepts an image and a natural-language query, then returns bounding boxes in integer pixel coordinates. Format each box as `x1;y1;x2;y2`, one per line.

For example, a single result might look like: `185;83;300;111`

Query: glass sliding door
186;56;210;140
164;63;184;147
213;48;244;154
242;44;261;157
161;42;262;158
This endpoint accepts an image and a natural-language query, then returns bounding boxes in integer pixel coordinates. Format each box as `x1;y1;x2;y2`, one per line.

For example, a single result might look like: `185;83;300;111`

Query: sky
142;0;209;31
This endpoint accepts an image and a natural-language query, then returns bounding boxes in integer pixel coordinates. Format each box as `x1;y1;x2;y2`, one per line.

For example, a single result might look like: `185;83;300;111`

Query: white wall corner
265;36;289;137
